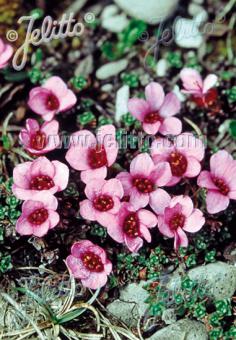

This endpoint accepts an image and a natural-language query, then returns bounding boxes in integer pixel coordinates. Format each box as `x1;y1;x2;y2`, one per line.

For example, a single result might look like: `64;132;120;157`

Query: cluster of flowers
11;58;236;289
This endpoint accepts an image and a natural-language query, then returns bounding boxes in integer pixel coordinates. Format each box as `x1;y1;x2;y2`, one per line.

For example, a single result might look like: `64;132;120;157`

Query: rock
96;59;128;80
161;308;177;325
101;4;119;19
102;14;129;33
193;0;204;4
188;3;207;18
113;0;179;25
148;319;207;340
167;262;236;301
174;17;203;48
156;59;168;77
173;85;186;102
115;85;130;121
75;55;93;76
107;281;149;327
101;83;113;92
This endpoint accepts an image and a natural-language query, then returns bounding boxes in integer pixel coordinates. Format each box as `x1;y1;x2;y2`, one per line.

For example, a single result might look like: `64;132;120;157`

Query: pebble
115;85;130;121
96;59;128;79
114;0;179;25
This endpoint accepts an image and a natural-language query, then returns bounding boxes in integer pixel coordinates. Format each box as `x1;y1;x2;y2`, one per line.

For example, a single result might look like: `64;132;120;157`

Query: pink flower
65;125;118;184
197;150;236;214
66;240;112;289
151;133;205;186
12;156;69;203
19;119;60;155
154;194;205;250
180;68;218;108
128;82;182;135
80;178;123;228
28;76;77;121
0;38;13;69
107;203;157;253
16;199;59;237
117;153;172;210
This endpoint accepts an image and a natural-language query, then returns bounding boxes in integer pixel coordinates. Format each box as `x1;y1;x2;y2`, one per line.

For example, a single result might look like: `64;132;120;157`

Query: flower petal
149;188;171;215
203;74;218;94
16;218;33;235
184;209;205;232
174;228;188;250
66;255;90;279
79;200;96;221
145;82;165;111
170;195;193;217
124;235;143;253
102;178;124;198
184;157;201;178
130;153;154;177
158;215;174;238
137;209;157;228
206;190;230;214
180;68;203;94
152;162;172;187
116;172;132;194
176;133;205;161
81;167;107;184
82;272;108;289
143;121;161;135
52;161;69;191
197;171;217;190
129;188;149;209
128;98;149;121
159;92;181;117
33;220;50;237
159;117;182;136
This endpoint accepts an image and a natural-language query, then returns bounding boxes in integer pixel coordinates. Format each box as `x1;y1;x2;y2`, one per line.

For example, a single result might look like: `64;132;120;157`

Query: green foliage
226;86;236;103
167;51;183;69
98;115;113;126
101;19;147;61
77;111;96;125
121;72;139;88
71;76;88;90
0;253;12;273
228;120;236;139
117;246;170;281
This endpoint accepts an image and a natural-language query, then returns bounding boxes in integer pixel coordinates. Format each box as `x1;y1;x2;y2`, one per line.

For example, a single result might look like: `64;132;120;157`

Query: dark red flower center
93;194;114;212
123;212;140;238
30;175;55;190
30;131;47;150
46;93;60;111
133;177;154;193
28;208;49;225
81;251;104;272
169;213;185;230
88;145;107;169
192;88;218;108
144;111;163;124
213;177;229;196
168;152;188;177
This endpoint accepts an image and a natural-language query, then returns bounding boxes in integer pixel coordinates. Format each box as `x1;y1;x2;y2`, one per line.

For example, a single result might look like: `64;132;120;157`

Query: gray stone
161;308;177;325
102;14;129;33
75;55;93;76
107;281;149;326
167;262;236;301
174;17;203;48
156;59;168;77
115;85;130;121
148;319;207;340
113;0;179;25
96;59;128;79
101;4;119;19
